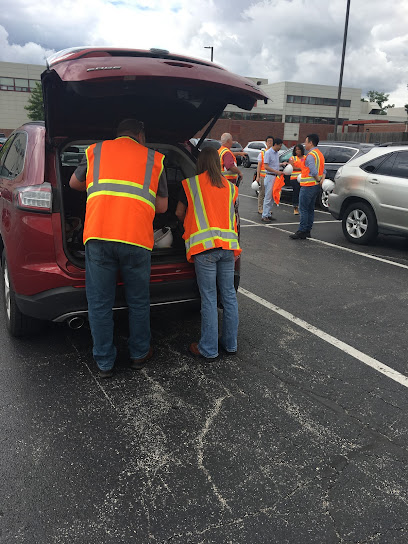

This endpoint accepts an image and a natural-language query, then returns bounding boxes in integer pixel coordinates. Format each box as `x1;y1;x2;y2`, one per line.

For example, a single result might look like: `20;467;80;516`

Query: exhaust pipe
67;316;85;330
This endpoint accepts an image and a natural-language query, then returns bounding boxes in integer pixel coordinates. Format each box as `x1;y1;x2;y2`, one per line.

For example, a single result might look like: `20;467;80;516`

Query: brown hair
196;147;225;188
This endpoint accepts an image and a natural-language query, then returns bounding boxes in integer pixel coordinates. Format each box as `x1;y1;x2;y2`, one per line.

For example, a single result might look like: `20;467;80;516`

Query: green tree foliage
404;104;408;115
24;82;44;121
366;90;391;109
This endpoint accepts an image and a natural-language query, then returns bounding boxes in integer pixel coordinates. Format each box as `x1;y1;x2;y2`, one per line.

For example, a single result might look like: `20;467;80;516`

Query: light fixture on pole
204;46;214;62
334;0;351;139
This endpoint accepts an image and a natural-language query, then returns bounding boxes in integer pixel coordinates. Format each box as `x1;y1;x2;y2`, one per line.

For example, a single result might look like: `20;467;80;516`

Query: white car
243;140;288;167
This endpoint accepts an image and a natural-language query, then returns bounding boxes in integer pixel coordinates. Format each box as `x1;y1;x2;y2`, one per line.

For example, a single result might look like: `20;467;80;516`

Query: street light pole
334;0;351;139
204;46;214;62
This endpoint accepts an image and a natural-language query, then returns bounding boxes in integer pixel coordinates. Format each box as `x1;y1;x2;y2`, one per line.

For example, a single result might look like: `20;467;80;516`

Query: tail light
14;183;52;212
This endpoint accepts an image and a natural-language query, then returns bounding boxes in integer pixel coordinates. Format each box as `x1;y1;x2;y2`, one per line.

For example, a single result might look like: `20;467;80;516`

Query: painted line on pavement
238;287;408;389
240;220;336;227
241;216;408;271
238;194;331;215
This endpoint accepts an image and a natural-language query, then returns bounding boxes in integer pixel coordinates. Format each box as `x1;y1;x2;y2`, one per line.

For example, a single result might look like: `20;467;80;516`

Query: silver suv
328;144;408;244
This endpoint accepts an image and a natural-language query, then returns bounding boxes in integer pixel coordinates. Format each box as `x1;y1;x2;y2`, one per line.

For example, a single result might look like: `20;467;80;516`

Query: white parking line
241;217;408;271
240;220;336;227
238;287;408;389
238;194;331;215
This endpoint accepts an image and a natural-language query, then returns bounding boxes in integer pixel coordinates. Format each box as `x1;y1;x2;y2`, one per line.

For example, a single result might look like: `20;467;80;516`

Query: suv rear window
321;146;357;163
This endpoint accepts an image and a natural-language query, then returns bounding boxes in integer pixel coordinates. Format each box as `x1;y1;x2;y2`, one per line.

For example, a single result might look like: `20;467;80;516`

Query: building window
286;94;351;108
220;112;283;122
0;77;40;92
285;115;347;125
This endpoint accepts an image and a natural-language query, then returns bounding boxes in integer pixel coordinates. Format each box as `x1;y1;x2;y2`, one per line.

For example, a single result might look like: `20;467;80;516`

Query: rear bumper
15;279;201;322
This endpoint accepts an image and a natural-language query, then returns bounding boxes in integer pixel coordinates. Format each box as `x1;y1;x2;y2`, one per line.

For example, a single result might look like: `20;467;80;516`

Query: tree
24;82;44;121
366;90;391;110
405;104;408;116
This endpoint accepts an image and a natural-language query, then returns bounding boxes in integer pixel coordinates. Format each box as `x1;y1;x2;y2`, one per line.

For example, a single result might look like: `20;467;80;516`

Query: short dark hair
293;144;305;156
117;119;145;137
273;137;283;146
306;133;319;147
265;135;274;141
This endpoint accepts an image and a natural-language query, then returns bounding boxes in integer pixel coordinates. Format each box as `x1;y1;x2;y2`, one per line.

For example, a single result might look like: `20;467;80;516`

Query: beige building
0;61;44;135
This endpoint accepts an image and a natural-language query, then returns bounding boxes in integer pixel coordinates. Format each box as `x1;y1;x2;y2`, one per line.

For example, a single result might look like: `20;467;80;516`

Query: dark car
0;137;7;150
197;139;248;166
0;47;267;336
278;141;374;209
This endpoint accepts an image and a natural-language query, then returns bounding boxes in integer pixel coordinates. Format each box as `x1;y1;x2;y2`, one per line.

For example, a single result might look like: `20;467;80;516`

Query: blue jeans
85;240;151;371
194;249;239;358
262;175;276;218
299;184;321;232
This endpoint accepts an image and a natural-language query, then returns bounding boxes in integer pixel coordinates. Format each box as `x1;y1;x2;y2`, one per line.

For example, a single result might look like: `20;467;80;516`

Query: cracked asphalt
1;169;408;543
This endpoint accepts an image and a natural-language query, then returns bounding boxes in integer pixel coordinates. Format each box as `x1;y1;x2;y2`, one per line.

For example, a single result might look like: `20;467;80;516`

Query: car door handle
369;178;380;184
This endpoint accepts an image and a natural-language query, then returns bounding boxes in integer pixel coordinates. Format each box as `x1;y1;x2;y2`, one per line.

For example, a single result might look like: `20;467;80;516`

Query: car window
321;146;357;163
390;151;408;179
374;153;397;176
361;155;389;173
0;133;27;178
279;149;294;162
0;135;16;169
249;143;264;150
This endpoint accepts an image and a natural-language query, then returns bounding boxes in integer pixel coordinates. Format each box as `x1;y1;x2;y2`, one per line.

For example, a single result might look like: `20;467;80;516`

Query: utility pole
333;0;351;139
204;46;214;62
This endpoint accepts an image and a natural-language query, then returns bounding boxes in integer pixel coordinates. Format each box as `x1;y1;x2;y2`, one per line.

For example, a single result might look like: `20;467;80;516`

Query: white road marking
241;217;408;271
240;220;336;227
238;194;331;215
238;287;408;389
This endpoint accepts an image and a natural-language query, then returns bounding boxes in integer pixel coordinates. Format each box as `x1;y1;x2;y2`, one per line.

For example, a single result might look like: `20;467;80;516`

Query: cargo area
58;142;196;268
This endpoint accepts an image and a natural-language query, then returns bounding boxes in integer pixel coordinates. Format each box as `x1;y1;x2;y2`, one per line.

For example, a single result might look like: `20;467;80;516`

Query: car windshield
61;144;88;166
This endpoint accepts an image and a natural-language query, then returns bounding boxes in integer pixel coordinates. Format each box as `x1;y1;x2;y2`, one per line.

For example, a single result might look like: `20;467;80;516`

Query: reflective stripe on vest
259;150;267;178
87;142;157;208
218;146;238;183
290;155;305;180
300;149;325;186
183;174;240;260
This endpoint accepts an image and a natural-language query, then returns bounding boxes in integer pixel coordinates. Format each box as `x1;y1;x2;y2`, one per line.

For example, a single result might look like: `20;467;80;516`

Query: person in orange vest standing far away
218;133;243;186
288;143;306;215
290;133;325;239
176;147;241;359
69;119;168;378
256;135;274;214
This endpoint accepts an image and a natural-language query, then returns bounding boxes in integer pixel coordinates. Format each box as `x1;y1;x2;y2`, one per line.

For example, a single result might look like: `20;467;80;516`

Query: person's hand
256;176;260;182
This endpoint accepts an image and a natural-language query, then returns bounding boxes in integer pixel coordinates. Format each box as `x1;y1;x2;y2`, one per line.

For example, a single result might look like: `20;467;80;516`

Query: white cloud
1;0;408;106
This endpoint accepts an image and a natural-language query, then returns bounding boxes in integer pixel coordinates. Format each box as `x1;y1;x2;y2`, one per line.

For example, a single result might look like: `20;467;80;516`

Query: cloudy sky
1;0;408;106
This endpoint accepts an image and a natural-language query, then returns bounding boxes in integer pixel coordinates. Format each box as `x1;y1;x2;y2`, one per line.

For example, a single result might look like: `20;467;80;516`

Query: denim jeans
299;184;321;232
85;240;151;371
194;249;239;358
291;179;300;207
262;175;276;218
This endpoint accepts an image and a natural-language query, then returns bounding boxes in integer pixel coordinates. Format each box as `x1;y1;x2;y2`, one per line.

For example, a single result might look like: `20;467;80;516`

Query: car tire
242;155;251;168
1;251;42;337
342;202;378;245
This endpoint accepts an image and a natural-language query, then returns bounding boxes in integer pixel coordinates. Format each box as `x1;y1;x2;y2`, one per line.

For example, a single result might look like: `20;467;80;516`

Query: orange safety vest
259;149;267;178
83;136;164;250
299;148;325;186
182;171;242;263
290;155;305;181
218;146;238;184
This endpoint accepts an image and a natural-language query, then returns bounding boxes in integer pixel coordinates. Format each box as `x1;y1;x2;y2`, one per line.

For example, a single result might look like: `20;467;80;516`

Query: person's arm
264;162;281;176
69;172;87;192
223;151;243;178
305;154;321;181
155;170;168;214
175;201;187;221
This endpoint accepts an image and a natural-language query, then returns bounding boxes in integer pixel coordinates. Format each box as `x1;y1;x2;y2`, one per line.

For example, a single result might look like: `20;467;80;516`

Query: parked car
194;138;248;166
243;140;288;168
328;144;408;244
0;47;268;336
0;137;6;150
277;141;374;209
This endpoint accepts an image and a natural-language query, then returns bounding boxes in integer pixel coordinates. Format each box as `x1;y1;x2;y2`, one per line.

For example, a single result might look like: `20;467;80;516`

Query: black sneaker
98;368;114;379
289;230;307;240
261;217;271;223
306;231;312;238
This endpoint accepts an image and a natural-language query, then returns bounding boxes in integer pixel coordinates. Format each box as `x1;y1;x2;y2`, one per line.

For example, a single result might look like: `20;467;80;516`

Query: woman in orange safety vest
176;147;241;359
288;144;306;215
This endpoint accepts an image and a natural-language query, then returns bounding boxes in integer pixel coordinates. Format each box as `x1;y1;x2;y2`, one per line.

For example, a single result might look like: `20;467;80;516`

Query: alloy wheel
345;209;368;239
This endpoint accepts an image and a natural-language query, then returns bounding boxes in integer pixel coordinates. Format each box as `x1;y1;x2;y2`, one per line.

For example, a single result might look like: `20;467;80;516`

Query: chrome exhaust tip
67;316;85;330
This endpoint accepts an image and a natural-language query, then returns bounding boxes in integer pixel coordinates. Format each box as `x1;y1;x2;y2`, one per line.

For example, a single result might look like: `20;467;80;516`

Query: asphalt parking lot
1;168;408;544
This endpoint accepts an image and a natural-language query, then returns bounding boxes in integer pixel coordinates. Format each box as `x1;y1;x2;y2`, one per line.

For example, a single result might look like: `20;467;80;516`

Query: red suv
0;47;267;336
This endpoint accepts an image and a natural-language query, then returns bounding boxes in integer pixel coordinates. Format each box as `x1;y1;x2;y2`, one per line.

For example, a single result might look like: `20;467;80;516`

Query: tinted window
1;133;27;178
391;151;408;179
361;155;388;173
375;153;397;176
327;147;357;163
249;143;264;150
280;149;294;162
0;135;15;168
